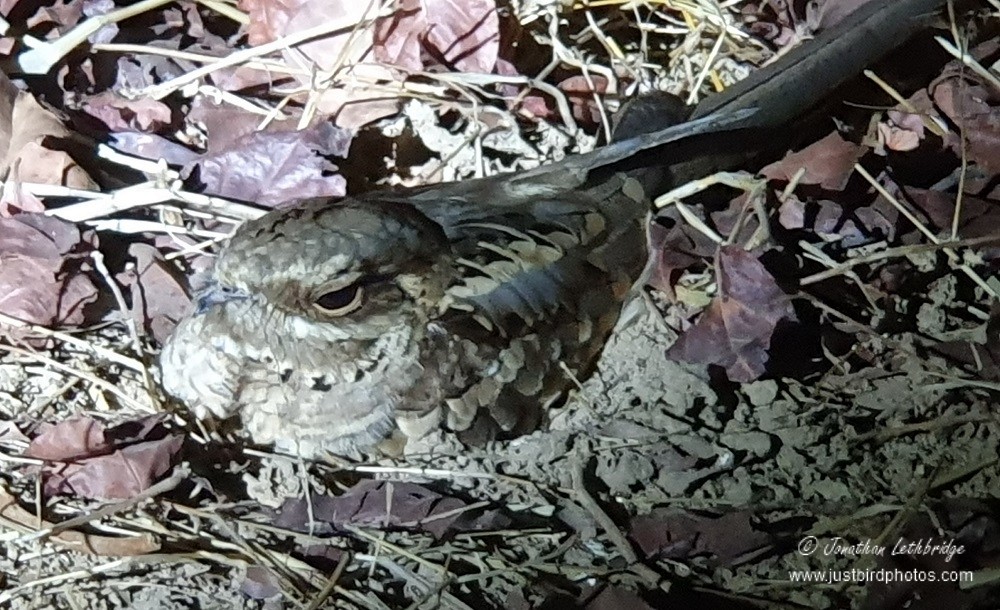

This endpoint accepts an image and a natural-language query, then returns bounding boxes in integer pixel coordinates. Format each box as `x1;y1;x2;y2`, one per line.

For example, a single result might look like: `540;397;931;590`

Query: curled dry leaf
0;486;160;555
239;0;309;47
241;565;282;600
0;80;95;190
115;243;192;343
0;214;102;330
275;479;487;538
183;121;352;207
761;131;865;191
666;246;797;382
26;416;183;501
241;0;400;128
877;110;925;153
375;0;500;74
82;91;173;132
629;508;771;567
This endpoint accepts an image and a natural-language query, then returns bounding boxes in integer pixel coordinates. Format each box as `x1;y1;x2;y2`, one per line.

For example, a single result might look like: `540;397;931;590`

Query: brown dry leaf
375;0;499;73
877;110;925;152
761;131;865;191
188;96;301;154
83;91;173;132
26;417;109;461
1;92;91;185
241;565;282;600
2;91;66;161
666;246;796;382
777;195;877;245
26;0;84;34
41;436;183;500
907;187;1000;241
275;479;470;538
9;141;95;189
0;214;102;330
0;421;29;444
645;221;709;300
557;75;610;126
0;69;18;158
183;121;351;207
931;42;1000;176
115;243;192;343
629;509;772;566
241;0;400;128
0;486;160;555
239;0;308;46
27;416;183;500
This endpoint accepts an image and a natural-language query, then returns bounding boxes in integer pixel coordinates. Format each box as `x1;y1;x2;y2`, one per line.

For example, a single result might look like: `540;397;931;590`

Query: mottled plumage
160;0;945;456
160;112;750;456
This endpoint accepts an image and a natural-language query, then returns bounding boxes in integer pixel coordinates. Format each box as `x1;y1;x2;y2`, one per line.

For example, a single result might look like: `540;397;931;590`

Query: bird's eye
313;284;364;316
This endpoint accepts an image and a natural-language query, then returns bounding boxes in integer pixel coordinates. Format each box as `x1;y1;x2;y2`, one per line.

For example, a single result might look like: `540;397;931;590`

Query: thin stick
91;251;159;409
141;5;395;100
16;467;187;544
852;163;999;300
800;234;1000;285
0;344;151;413
0;312;143;372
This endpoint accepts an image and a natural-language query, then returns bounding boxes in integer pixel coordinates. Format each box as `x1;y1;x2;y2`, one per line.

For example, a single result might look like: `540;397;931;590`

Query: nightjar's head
159;197;455;457
208;198;452;339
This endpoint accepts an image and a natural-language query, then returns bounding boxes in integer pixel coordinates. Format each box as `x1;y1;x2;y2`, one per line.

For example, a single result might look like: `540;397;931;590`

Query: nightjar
160;110;753;457
159;0;945;457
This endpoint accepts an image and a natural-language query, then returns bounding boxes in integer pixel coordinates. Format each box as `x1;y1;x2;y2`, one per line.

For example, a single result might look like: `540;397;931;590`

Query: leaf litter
0;0;999;609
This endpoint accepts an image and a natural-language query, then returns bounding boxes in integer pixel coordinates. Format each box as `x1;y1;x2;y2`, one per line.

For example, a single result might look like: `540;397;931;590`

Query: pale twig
570;461;636;563
194;0;248;25
852;163;999;300
935;35;1000;93
15;467;188;545
38;181;265;224
305;551;350;610
0;557;132;605
685;6;727;105
864;70;948;137
90;252;158;409
853;413;994;443
345;464;543;491
654;170;759;208
675;201;724;244
91;43;304;77
140;5;395;100
18;0;176;74
799;241;879;311
800;234;1000;285
344;524;449;576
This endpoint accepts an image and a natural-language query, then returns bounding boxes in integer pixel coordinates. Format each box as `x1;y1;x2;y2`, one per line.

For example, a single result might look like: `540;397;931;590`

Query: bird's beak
194;282;249;314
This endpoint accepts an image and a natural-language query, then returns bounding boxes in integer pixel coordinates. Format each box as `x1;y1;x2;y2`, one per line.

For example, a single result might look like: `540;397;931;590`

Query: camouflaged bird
159;110;753;457
159;0;946;457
